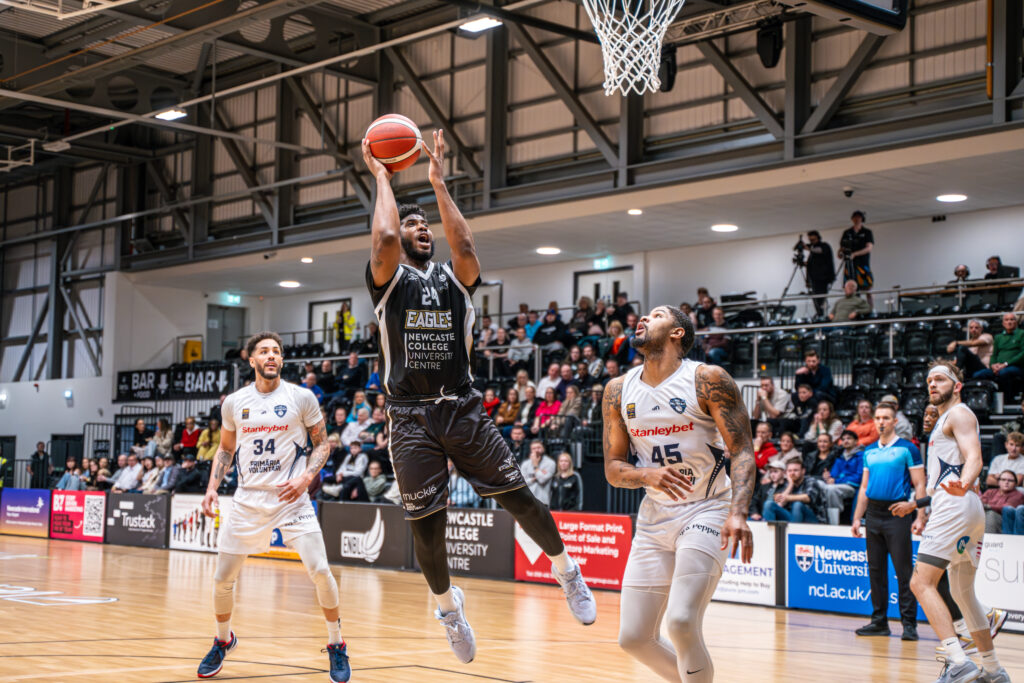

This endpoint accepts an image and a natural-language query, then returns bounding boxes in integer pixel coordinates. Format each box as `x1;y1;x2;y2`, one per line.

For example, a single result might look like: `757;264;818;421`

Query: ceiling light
536;247;561;255
711;224;739;232
155;109;187;121
627;208;643;216
278;280;301;288
300;257;313;264
459;17;502;32
936;194;967;203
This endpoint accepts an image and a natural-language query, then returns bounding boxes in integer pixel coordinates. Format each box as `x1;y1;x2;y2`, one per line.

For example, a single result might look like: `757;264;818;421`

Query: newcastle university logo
341;509;385;563
669;398;687;414
274;405;287;418
795;544;813;572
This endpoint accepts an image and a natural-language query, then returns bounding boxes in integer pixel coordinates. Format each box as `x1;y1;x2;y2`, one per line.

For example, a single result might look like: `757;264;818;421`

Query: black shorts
386;389;526;519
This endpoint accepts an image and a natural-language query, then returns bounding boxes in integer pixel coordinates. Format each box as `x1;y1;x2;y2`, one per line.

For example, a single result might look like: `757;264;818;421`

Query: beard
255;363;279;380
401;235;434;263
929;385;954;405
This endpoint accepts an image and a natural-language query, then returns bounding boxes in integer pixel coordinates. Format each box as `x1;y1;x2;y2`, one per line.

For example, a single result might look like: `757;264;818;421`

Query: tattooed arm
201;428;236;518
275;419;330;503
603;376;693;501
696;364;756;563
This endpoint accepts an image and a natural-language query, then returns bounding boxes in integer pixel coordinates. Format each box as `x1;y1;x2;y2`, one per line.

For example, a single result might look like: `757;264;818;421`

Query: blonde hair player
906;361;1010;683
603;305;756;682
196;332;350;682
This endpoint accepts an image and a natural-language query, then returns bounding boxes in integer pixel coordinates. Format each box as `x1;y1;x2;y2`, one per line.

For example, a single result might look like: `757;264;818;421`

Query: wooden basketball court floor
1;536;1021;682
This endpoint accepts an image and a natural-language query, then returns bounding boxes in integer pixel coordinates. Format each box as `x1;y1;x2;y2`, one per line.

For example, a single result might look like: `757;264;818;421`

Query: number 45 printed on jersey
253;438;276;455
650;443;683;465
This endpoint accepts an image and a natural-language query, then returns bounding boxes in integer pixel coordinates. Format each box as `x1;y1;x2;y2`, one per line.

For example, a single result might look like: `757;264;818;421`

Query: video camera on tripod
793;235;807;266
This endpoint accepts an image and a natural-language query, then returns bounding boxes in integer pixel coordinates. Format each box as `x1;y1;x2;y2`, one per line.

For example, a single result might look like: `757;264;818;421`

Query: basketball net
581;0;686;96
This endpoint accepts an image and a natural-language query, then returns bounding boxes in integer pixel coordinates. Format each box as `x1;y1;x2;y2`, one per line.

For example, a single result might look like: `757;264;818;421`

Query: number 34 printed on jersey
252;438;276;455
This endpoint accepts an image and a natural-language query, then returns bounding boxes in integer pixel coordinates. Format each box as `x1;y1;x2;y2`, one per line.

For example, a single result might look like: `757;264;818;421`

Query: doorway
308;298;351;354
471;281;503;326
573;266;634;308
207;305;247;361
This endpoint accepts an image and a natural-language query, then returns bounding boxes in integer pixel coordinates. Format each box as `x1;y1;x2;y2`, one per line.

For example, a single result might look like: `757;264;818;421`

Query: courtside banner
515;511;631;589
170;493;232;552
412;507;515;579
0;489;51;538
50;490;106;543
321;502;412;569
976;534;1024;634
105;493;171;549
253;500;319;561
713;520;776;606
786;523;925;620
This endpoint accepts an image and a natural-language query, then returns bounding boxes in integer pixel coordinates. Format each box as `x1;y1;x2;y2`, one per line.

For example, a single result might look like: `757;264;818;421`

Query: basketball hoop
581;0;687;96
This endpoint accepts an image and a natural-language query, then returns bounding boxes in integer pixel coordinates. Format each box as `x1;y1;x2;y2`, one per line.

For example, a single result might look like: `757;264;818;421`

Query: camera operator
801;231;835;318
837;210;874;309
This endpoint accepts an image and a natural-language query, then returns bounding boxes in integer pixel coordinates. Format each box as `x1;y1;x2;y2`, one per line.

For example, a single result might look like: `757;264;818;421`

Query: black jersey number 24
253;438;276;455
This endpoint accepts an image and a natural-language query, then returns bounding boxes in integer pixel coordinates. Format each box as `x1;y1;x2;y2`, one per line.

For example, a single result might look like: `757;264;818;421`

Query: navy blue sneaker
323;642;351;683
197;632;237;678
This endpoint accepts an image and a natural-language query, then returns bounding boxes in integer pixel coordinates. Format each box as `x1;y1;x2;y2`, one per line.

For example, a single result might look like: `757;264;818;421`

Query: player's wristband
915;496;931;509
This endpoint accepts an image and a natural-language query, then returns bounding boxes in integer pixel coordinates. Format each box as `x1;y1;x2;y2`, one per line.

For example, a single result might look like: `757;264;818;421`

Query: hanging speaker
658;46;677;93
756;19;784;69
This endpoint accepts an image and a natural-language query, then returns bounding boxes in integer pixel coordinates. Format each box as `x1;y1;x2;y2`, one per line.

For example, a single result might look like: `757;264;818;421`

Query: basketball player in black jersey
362;130;597;663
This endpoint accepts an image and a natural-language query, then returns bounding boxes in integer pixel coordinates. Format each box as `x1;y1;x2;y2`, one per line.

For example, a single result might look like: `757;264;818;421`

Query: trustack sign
0;489;51;537
712;520;776;606
515;511;632;589
321;502;412;569
50;491;106;543
105;493;171;548
115;363;234;402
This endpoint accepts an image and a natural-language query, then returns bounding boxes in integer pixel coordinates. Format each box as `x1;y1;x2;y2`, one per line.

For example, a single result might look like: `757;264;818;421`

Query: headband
927;365;959;383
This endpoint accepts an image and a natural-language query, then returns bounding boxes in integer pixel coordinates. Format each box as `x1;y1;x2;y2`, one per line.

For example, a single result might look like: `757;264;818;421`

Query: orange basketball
365;114;422;172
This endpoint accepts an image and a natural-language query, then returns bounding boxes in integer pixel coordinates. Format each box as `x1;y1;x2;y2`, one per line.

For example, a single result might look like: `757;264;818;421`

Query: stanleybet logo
341;509;385;563
956;535;970;554
795;544;814;572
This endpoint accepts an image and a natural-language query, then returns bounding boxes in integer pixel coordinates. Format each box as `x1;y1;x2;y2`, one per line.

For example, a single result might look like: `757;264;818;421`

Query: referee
850;402;926;640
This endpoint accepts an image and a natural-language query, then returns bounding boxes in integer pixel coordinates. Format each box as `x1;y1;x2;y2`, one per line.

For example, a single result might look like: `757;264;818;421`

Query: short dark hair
398;203;425;221
807;230;821;240
851;210;866;221
780;431;798;443
663;305;696;356
246;331;283;357
841;429;858;441
804;349;819;359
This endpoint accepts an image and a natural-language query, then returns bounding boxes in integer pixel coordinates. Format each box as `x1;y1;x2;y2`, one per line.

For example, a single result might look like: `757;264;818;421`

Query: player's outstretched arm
696;364;755;562
942;407;984;496
602;376;693;501
363;138;400;288
202;428;236;518
422;130;480;287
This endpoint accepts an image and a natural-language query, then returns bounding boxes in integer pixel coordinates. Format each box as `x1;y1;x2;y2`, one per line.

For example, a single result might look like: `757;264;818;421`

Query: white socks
216;620;232;643
942;637;967;665
549;551;575;575
980;651;1001;673
326;618;342;646
434;588;458;614
953;618;968;636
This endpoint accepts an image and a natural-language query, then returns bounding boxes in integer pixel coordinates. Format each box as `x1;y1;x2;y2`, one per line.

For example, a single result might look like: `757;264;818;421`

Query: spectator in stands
695;294;716;330
992;396;1024;459
951;264;970;283
973;311;1024;395
196;417;220;463
524;310;542;339
805;434;836;479
481;388;500;419
805;230;836;318
566;344;583;366
84;460;104;491
318;360;340;397
511;386;539;437
302;372;324;404
321;440;369;501
209;394;226;425
365;359;382;394
981;471;1024;533
753;421;779;470
111;453;143;493
54;457;86;491
139;456;160;493
175;417;200;458
555;363;576;399
92;457;114;490
448;458;483;508
624;312;639;337
777;432;802;465
879;394;914;441
360;322;380;356
328;407;348;437
341;408;372;447
603;358;622;386
347;390;370;422
363;461;389;503
485;328;513;379
824;430;864;525
753;377;794;433
479;314;498;337
985;255;1016;280
550;452;583;511
536;363;561;399
174;456;204;493
546;384;582;438
606;320;631;366
507;425;529;461
532;387;562;435
335;301;356;353
847;399;880;446
579;384;603;433
702;307;731;366
762;460;824;523
986;432;1024;487
514;368;535;401
155;454;181;493
521;439;556;505
947;318;994;377
569;297;595;334
588;300;608;332
131;418;154;457
574;361;596;391
805;400;844;441
607;292;635;328
829;280;872;322
508;311;528;334
495;388;520;431
750;460;788;521
791;383;818;435
27;442;51;489
678;302;699;328
533;309;566;355
583;344;603;380
338;351;366;398
146;418;173;460
838;210;875;308
794;349;836;401
508;326;534;375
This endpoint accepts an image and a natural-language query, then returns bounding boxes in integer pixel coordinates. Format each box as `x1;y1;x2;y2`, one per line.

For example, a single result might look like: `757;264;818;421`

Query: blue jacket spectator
524;310;542;339
54;459;85;491
830;444;864;487
303;373;324;404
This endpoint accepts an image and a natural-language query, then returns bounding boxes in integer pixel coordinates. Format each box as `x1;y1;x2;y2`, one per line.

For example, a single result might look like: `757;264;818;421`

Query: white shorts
622;493;731;588
219;488;320;556
918;491;985;568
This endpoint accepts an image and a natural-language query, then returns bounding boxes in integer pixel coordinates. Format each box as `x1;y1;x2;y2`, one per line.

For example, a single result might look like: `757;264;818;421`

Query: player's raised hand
277;474;311;503
201;489;219;518
721;513;754;563
424;129;446;186
940;479;971;496
642;466;693;501
361;138;392;180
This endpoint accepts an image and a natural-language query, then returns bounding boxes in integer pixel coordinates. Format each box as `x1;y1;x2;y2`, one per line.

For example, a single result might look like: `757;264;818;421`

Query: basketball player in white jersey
906;361;1010;683
196;332;350;682
604;306;756;682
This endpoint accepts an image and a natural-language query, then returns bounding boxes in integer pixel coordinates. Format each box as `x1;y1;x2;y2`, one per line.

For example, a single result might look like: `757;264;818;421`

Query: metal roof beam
209;106;277;229
802;33;886;134
696;39;783;139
